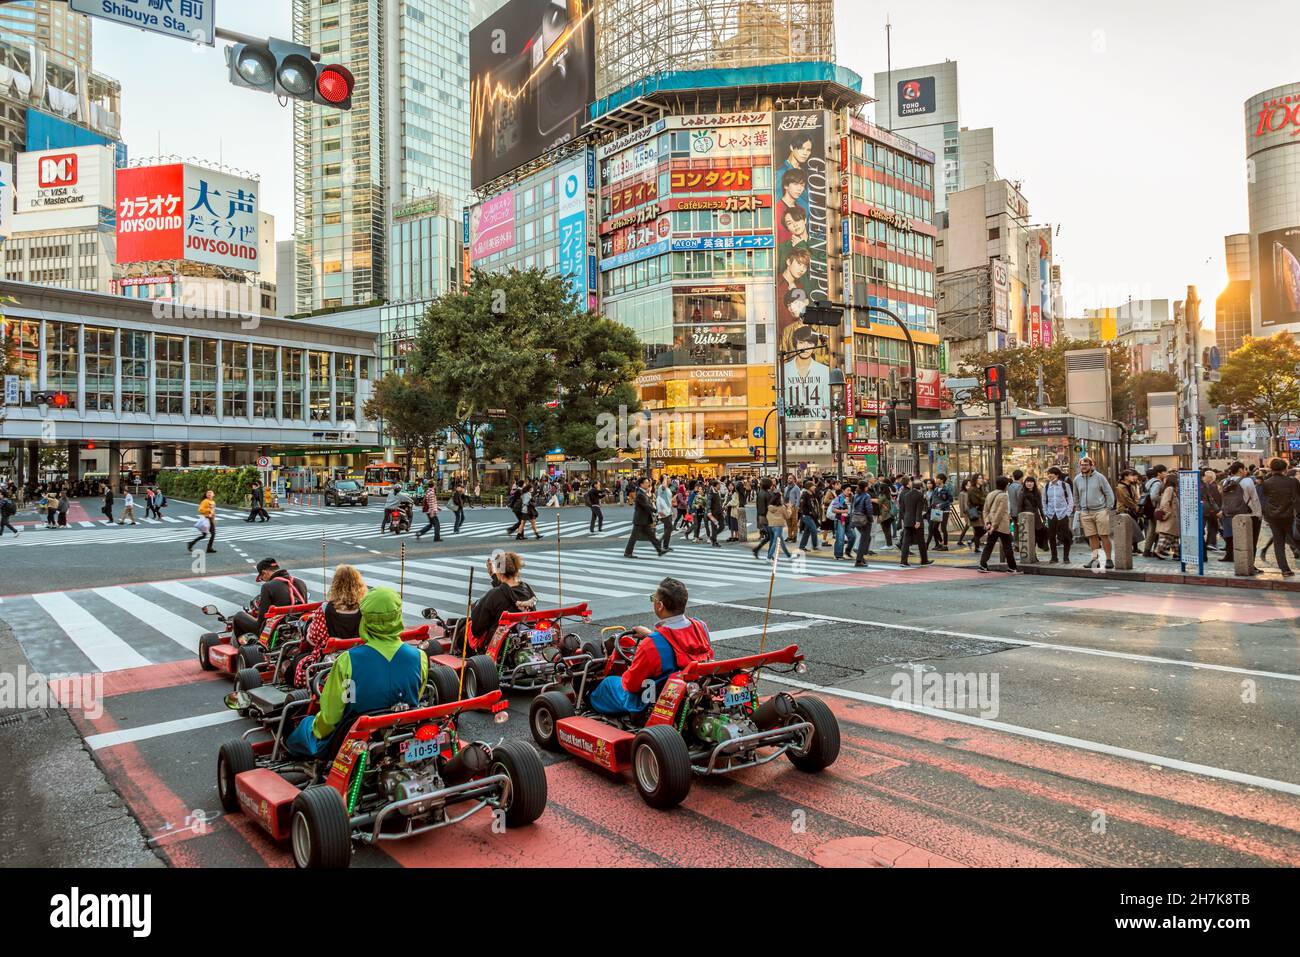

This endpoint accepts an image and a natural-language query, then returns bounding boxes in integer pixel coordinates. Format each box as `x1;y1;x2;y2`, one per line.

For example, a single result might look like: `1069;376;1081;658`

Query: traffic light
985;364;1007;403
225;37;354;110
801;303;844;328
51;391;70;409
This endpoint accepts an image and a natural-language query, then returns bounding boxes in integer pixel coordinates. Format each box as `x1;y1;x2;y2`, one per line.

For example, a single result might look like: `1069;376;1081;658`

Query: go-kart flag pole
760;551;778;655
321;535;327;598
400;542;406;601
556;512;563;609
457;567;474;701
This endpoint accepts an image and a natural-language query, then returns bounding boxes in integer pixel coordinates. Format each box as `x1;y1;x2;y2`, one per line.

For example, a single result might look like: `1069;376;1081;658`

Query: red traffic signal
984;364;1007;403
51;391;70;409
315;63;354;110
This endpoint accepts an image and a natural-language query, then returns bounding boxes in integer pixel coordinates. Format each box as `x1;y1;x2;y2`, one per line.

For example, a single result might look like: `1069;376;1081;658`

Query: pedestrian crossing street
0;513;645;549
1;545;872;678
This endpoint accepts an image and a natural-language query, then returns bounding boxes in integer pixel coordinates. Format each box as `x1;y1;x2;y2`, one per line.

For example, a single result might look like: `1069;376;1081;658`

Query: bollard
1112;514;1137;570
1016;511;1040;565
736;506;751;543
1232;514;1254;575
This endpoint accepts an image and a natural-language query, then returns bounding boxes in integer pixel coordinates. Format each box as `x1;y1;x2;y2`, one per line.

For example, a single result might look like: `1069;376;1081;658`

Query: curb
1009;563;1300;592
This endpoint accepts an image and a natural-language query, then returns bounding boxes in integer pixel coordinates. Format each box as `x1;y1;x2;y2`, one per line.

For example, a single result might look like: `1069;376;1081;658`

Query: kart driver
233;558;310;641
588;577;713;717
286;586;429;758
443;551;537;654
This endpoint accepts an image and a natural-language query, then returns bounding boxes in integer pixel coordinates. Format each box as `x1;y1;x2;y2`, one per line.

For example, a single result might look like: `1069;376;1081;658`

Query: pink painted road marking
801;567;987;587
1052;593;1300;623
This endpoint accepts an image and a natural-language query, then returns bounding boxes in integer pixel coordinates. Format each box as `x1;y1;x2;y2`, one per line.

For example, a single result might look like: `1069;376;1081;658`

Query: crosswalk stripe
525;551;732;589
93;586;205;654
392;559;563;606
296;567;449;621
151;580;243;617
31;592;151;673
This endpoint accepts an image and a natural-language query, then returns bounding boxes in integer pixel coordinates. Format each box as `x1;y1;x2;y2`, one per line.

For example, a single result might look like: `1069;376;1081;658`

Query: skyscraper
293;0;473;314
0;0;91;73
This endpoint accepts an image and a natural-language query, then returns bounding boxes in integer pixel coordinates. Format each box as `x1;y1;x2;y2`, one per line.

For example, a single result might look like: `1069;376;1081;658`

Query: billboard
556;154;591;307
669;167;753;192
25;109;127;168
16;145;116;218
774;110;831;437
469;0;595;189
1260;227;1300;328
468;190;516;263
897;77;936;117
115;164;260;270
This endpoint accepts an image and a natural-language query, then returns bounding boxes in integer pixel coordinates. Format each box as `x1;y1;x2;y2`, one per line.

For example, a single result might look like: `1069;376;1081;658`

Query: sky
87;1;1299;315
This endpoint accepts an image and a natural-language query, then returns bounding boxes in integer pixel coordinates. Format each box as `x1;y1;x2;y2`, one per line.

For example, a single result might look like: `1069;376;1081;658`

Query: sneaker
1083;558;1098;569
1105;560;1115;570
976;565;990;573
920;559;935;566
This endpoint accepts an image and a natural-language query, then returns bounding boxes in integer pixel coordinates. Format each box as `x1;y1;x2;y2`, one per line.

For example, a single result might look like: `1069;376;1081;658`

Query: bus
363;462;404;496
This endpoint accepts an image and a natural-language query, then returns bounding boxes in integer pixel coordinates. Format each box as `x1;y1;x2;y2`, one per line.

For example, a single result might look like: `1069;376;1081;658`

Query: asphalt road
2;497;1298;867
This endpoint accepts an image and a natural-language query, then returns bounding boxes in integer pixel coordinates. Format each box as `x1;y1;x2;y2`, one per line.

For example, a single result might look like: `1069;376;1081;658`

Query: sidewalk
867;533;1300;593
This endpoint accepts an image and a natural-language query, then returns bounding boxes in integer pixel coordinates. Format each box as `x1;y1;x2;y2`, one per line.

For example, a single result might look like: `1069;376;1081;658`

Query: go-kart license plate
400;738;442;764
723;687;751;708
527;629;555;646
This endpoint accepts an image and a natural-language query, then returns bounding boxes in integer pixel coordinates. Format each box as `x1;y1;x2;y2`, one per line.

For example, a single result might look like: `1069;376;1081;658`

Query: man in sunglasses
588;578;714;717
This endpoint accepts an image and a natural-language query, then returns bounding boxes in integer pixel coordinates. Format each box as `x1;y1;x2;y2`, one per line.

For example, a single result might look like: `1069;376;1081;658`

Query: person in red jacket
588;578;713;716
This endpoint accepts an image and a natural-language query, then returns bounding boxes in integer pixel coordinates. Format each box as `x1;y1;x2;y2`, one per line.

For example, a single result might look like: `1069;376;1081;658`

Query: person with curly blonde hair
293;565;368;688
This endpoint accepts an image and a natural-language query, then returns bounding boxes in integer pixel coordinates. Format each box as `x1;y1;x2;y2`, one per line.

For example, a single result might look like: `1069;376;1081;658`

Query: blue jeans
589;675;646;716
453;508;464;533
765;525;793;560
834;520;855;559
799;514;820;550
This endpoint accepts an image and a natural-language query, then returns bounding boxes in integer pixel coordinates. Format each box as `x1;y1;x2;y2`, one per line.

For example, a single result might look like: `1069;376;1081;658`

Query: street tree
1207;332;1300;451
958;338;1134;419
363;373;443;478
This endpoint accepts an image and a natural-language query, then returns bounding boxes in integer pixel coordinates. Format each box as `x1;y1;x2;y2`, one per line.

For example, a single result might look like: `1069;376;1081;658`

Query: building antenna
883;15;894;132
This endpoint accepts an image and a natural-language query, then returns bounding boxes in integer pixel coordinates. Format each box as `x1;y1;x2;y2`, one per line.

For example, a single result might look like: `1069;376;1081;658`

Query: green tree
1208;332;1300;451
363;373;443;477
410;268;637;480
1126;370;1178;431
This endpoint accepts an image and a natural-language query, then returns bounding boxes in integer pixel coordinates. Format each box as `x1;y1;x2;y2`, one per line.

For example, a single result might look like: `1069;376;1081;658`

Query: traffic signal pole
993;398;1004;478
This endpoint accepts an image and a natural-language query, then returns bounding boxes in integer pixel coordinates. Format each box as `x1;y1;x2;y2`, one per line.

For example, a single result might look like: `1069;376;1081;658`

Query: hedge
157;466;259;507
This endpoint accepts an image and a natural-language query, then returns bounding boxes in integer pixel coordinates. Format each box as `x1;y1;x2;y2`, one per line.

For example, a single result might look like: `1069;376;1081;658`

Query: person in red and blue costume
589;578;713;716
287;585;427;758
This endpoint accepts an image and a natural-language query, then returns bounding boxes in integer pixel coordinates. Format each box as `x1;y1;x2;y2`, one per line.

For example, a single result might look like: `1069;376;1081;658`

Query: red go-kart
456;602;594;693
198;601;321;683
529;633;839;809
217;686;546;867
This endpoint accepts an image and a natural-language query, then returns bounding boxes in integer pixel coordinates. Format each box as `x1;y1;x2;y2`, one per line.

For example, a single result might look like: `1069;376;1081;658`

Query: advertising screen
468;190;516;263
773;110;831;433
897;77;936;117
469;0;595;189
1260;227;1300;328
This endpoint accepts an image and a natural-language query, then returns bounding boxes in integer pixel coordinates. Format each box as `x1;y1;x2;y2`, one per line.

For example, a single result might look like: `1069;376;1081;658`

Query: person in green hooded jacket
286;586;428;758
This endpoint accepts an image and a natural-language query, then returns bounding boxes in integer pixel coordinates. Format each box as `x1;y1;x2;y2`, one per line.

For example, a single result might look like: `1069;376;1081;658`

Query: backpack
1220;478;1246;516
1;499;14;516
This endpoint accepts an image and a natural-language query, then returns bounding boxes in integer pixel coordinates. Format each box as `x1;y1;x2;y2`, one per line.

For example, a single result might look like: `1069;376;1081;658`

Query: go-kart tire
217;738;256;813
237;645;265;669
199;632;221;671
427;662;460;705
285;688;312;705
235;666;263;692
290;786;352;869
529;691;575;752
785;696;840;773
490;740;548;828
632;725;692;810
579;640;604;663
461;654;499;699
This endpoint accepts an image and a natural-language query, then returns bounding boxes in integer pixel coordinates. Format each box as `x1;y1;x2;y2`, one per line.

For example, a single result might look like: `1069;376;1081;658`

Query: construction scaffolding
594;0;836;100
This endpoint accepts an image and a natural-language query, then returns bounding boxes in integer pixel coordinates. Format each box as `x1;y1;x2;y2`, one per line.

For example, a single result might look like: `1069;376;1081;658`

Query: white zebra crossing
3;545;865;678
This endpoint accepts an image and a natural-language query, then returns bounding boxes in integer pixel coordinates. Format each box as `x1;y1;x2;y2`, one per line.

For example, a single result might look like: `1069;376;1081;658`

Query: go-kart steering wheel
613;630;640;664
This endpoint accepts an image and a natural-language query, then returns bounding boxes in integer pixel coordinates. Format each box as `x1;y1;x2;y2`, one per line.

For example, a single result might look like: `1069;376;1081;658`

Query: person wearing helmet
286;586;429;758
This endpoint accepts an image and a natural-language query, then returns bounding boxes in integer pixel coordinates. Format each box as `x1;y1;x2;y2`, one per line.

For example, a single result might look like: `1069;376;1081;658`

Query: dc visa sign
115;163;259;271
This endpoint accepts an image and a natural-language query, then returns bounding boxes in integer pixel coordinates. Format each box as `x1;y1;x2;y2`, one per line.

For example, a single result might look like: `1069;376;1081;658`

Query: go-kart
217;686;546;867
457;602;594;693
529;631;839;809
222;606;451;713
198;601;321;687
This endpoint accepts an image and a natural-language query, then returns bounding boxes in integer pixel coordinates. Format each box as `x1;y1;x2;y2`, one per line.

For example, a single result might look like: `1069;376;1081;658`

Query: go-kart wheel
199;632;221;671
529;691;575;752
461;654;499;698
285;688;312;705
290;786;352;869
632;725;692;810
579;640;604;663
217;738;256;813
785;696;841;773
490;740;547;828
237;645;265;669
426;662;460;705
234;666;263;692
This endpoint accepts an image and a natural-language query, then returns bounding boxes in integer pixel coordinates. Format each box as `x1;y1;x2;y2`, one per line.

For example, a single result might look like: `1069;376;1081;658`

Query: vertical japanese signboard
773;109;831;444
1177;469;1203;574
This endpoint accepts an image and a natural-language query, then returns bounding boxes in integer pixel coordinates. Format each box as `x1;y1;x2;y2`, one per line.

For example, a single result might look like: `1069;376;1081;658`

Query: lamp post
803;302;920;473
829;368;846;478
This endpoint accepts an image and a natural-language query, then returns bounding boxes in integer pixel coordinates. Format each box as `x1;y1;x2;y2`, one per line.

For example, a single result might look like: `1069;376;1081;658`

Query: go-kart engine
379;767;441;817
692;711;756;746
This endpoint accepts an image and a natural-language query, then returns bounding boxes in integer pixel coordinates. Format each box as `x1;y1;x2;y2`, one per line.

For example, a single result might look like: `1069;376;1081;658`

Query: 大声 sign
115;163;259;271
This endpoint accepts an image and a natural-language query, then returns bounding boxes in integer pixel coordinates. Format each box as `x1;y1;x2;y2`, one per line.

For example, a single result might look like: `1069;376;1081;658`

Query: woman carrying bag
1153;473;1180;559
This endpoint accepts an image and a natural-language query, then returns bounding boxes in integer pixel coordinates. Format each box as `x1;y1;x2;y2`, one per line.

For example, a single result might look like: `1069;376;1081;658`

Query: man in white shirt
117;489;137;526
